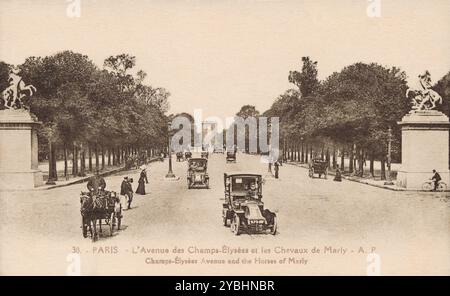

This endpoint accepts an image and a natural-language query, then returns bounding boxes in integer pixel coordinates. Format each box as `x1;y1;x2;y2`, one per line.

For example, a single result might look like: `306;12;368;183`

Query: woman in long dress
135;166;149;195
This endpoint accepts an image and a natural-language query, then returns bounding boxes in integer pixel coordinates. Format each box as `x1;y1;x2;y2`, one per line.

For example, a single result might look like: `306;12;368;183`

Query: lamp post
265;121;274;178
384;126;394;185
300;137;304;163
165;122;178;180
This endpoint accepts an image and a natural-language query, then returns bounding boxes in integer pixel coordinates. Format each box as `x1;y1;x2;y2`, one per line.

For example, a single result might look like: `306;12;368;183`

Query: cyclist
431;169;441;191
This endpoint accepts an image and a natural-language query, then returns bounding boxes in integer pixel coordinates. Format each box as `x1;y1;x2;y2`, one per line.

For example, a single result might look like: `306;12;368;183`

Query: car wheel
223;216;228;226
231;214;241;235
270;215;277;235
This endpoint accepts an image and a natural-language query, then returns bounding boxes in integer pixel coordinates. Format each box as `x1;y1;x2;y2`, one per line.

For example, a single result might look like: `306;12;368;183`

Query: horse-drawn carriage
80;190;122;242
176;152;184;162
308;159;328;179
187;158;209;189
226;151;236;163
222;173;277;235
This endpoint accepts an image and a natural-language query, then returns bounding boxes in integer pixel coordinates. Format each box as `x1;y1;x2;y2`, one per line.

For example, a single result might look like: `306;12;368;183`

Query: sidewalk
37;157;163;190
285;161;409;191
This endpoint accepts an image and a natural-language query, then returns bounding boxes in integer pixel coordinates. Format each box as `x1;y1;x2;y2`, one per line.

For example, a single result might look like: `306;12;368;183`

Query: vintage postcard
0;0;449;276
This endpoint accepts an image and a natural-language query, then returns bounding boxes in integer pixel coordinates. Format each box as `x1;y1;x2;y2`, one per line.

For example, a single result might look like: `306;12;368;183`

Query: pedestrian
135;165;149;195
274;161;280;179
121;176;134;209
334;164;342;182
431;169;441;191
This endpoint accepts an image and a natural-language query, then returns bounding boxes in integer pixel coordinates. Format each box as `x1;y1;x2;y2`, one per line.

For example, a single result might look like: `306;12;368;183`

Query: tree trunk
305;144;309;163
381;157;386;180
340;147;345;172
108;149;111;166
79;148;86;177
326;148;330;168
112;148;116;166
72;145;76;176
47;141;58;182
95;145;99;171
369;151;375;177
73;145;79;176
349;145;354;173
332;147;337;169
101;146;105;170
63;144;68;178
88;146;92;172
358;148;364;177
301;142;304;163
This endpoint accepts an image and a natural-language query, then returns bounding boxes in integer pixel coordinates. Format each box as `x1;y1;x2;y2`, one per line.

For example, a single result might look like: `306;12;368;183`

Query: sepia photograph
0;0;449;278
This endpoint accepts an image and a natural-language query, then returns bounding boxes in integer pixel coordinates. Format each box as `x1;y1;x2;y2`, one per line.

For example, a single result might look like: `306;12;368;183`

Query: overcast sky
1;0;449;121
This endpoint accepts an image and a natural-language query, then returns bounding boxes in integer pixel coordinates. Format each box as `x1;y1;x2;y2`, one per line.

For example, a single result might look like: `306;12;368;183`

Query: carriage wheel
117;215;122;230
81;217;88;238
109;213;114;236
205;179;210;189
231;214;241;236
270;215;278;235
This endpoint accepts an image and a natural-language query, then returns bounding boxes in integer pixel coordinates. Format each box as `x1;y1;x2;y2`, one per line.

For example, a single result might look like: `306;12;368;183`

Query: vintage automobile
187;158;210;189
226;151;236;163
176;152;184;162
201;151;209;159
308;158;328;179
184;151;192;160
222;173;277;235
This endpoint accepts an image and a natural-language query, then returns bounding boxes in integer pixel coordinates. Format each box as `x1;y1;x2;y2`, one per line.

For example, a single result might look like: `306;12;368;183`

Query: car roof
225;172;262;178
189;158;207;162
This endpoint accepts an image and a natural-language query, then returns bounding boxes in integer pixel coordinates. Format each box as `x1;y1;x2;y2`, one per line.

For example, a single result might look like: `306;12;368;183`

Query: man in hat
87;169;106;195
121;176;134;209
431;169;442;191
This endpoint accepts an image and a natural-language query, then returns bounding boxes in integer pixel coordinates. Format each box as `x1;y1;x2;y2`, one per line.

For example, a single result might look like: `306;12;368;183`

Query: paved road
0;153;448;275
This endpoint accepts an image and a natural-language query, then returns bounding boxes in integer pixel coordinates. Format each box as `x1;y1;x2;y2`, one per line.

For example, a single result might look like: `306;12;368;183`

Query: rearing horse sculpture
1;70;36;110
406;71;443;111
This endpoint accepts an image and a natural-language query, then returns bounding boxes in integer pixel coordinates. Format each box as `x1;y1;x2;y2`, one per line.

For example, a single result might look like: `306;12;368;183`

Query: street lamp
300;137;304;163
384;126;394;185
266;121;274;177
164;122;178;180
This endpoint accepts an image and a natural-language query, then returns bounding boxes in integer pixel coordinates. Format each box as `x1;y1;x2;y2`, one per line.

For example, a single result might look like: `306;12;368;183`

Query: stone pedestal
396;110;450;190
0;109;43;190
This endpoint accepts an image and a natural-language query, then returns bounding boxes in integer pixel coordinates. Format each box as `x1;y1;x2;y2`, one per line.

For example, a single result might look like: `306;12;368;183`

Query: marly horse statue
406;71;443;111
1;70;36;110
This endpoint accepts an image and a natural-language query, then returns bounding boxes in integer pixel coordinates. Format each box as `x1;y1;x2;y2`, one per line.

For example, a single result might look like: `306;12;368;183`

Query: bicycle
422;180;447;191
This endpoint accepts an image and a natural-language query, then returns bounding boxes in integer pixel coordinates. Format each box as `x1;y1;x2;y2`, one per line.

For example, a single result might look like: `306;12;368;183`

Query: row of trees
0;51;170;181
239;57;450;178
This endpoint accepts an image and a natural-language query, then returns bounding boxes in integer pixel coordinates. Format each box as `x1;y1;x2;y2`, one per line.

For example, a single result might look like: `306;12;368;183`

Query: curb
284;161;413;192
40;157;163;191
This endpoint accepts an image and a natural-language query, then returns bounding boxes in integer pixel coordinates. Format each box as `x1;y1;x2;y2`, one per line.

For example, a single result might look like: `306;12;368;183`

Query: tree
288;56;320;98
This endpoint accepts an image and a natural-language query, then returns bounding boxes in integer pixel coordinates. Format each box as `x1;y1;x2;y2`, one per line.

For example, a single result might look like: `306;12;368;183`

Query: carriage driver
87;170;106;196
